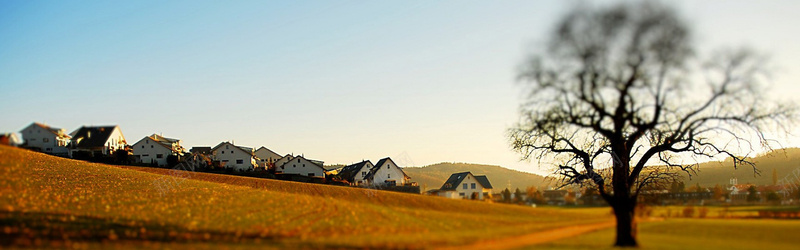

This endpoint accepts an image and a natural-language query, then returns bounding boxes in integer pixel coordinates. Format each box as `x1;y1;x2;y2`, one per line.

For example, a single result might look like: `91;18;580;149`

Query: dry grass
0;145;609;248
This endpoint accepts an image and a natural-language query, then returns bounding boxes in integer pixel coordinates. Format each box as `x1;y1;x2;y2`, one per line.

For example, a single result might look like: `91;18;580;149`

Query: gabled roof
22;122;70;138
133;134;182;153
282;155;326;171
338;160;373;182
366;157;410;180
439;172;491;191
211;141;254;156
191;147;212;154
440;172;471;191
70;126;121;148
255;146;280;158
474;175;493;189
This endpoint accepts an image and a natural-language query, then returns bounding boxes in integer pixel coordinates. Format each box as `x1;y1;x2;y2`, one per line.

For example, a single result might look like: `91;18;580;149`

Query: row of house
9;122;420;188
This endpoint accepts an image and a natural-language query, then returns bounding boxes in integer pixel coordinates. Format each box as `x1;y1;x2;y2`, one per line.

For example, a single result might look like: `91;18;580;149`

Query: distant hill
681;148;800;187
403;162;550;192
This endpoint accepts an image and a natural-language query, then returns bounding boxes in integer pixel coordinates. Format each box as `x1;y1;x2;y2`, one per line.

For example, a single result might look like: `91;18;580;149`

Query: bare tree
509;2;795;247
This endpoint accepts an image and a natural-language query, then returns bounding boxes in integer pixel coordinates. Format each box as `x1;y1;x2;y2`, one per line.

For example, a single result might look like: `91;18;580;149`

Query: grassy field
0;145;610;248
538;218;800;250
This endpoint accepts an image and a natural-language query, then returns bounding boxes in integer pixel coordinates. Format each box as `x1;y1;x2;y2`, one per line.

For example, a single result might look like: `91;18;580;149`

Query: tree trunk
613;203;638;247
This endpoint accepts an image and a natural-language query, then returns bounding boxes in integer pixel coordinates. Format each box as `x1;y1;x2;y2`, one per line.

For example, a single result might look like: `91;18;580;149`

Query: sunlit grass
0;145;610;248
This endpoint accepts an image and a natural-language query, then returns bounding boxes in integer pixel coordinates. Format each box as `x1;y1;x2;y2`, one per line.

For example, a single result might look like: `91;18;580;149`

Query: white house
19;122;71;155
273;154;294;170
211;142;257;171
254;146;281;169
437;172;493;200
132;134;185;167
276;155;326;178
69;125;127;157
365;157;410;186
338;160;375;186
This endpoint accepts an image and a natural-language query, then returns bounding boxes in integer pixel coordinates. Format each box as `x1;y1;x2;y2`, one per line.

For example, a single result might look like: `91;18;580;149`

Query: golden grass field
0;145;611;248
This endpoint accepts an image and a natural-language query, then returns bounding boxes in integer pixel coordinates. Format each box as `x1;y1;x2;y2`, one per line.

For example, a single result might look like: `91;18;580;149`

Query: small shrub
682;206;695;218
698;207;708;218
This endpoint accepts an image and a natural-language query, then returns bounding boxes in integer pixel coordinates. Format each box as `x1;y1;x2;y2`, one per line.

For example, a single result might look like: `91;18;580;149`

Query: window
43;138;49;143
463;184;468;189
230;151;233;154
221;151;225;154
302;164;305;167
151;145;154;148
46;148;52;151
388;174;391;178
141;145;144;148
222;160;228;162
471;183;476;189
143;154;149;157
156;154;163;159
145;140;148;144
236;159;244;164
459;193;465;197
308;173;315;177
226;145;229;149
362;172;366;177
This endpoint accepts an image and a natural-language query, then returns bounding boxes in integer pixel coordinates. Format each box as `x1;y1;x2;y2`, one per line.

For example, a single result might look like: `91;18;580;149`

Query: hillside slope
680;148;800;187
0;145;607;248
404;162;550;192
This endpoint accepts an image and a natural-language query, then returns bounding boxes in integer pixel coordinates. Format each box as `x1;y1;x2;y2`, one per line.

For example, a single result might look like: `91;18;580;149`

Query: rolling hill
679;148;800;187
0;145;608;248
403;162;550;192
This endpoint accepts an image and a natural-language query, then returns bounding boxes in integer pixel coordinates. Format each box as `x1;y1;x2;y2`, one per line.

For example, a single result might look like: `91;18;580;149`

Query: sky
2;0;799;175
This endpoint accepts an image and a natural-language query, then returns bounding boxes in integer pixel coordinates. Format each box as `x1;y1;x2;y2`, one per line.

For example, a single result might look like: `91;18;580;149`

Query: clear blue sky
2;1;799;175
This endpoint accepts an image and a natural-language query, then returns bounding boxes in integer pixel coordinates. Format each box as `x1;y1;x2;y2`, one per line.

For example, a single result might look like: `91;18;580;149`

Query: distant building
131;134;184;167
338;160;375;186
365;157;410;186
69;125;127;157
436;172;493;200
276;155;326;178
19;122;71;155
273;154;295;170
0;132;21;146
211;142;257;171
543;190;568;205
254;146;281;169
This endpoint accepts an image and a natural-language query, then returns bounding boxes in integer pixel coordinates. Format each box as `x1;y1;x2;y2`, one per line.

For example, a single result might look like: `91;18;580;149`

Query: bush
698;207;708;218
682;206;695;218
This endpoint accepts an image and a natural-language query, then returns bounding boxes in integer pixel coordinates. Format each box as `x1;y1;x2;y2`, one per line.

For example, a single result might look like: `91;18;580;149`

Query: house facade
69;125;127;157
365;157;410;186
254;146;281;169
131;134;184;167
273;154;294;170
338;160;375;186
277;155;325;178
211;142;257;171
437;172;493;200
19;122;71;155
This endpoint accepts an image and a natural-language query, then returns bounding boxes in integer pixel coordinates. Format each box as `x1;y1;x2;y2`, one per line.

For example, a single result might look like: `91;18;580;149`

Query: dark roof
439;172;492;191
70;126;120;148
338;160;372;182
474;175;493;189
439;172;471;191
191;147;212;154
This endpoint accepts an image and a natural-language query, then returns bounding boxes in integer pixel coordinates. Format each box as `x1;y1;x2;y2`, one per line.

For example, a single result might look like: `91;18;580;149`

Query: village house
254;146;281;169
190;146;212;155
19;122;72;155
276;155;326;178
0;132;22;146
211;142;257;171
273;154;295;170
69;125;127;157
436;172;493;200
364;157;410;186
338;160;375;186
131;134;185;167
